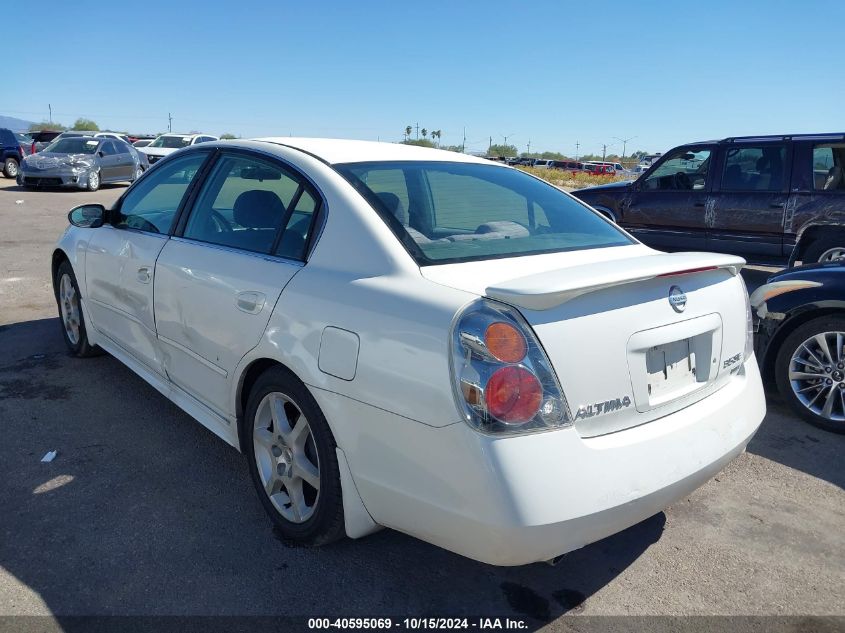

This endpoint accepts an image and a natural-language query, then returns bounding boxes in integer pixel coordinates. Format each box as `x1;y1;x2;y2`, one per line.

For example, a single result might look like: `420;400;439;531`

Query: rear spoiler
486;252;745;311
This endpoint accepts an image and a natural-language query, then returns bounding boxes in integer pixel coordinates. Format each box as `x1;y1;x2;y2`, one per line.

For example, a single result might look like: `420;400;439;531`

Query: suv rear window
336;161;632;265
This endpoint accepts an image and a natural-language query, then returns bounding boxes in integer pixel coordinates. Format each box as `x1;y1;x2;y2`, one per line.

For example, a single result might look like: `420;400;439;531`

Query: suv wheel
3;157;19;178
803;238;845;264
775;315;845;434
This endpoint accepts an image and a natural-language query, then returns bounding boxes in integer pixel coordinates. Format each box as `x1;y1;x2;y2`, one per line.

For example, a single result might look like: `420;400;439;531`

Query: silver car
18;136;143;191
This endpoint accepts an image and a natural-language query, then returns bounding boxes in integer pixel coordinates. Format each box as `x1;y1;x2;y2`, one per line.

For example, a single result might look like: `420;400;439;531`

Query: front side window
720;145;785;191
813;144;845;191
100;141;117;156
113;152;209;234
183;154;312;256
337;161;632;265
643;148;711;191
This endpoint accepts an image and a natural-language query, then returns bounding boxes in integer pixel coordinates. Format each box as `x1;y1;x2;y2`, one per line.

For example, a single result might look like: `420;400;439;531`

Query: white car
138;133;218;165
52;138;765;566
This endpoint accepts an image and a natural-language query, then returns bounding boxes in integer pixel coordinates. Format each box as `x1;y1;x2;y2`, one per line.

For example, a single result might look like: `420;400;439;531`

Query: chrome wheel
134;167;143;181
5;158;18;177
818;247;845;263
788;331;845;422
253;392;320;523
88;171;99;190
59;273;81;345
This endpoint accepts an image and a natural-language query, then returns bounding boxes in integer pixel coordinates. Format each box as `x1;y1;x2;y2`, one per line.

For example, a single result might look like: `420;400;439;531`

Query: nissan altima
20;136;143;191
51;138;765;565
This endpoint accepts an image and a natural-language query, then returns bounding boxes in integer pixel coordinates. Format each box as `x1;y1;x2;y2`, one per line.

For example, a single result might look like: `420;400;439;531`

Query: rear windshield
336;160;633;265
150;135;191;148
43;138;100;154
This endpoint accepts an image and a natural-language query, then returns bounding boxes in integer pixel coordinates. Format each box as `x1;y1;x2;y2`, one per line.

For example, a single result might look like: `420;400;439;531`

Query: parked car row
3;128;217;190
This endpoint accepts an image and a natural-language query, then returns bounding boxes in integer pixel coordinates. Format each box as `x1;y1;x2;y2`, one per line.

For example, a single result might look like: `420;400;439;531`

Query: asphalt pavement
0;178;842;629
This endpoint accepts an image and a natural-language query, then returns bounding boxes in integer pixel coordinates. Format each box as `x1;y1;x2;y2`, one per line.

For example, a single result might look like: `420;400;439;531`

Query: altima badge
668;285;687;312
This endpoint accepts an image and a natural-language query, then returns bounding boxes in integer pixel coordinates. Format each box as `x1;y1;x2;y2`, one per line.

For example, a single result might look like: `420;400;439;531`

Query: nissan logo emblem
668;286;687;312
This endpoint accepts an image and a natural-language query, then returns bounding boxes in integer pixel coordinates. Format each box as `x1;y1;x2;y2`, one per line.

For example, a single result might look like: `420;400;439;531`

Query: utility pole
613;136;637;162
602;144;607;162
526;139;531;155
415;122;419;140
461;127;466;153
48;104;52;123
488;136;492;154
575;141;580;161
503;133;515;148
168;112;173;132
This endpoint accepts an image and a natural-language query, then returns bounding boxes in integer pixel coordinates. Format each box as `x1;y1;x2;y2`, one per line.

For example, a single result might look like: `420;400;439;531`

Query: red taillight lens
485;366;542;424
484;322;527;363
31;142;37;154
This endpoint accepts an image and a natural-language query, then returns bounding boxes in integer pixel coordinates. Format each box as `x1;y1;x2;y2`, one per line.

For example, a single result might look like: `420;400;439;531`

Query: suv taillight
31;142;37;154
449;298;571;435
18;145;24;158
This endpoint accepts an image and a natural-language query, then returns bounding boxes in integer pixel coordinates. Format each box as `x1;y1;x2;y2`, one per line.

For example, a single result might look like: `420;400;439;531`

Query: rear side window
812;144;845;191
114;152;209;234
721;145;786;191
336;160;632;265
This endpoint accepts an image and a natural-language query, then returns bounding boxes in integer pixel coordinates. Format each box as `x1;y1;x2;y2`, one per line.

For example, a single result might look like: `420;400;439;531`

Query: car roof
252;137;492;166
680;133;845;147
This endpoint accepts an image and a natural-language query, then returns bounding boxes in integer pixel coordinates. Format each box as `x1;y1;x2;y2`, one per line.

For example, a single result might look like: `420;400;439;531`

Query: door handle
770;202;786;208
137;267;151;283
236;291;266;314
693;202;706;207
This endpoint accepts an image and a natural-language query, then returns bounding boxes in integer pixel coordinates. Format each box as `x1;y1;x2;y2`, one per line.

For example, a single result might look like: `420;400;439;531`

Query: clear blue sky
8;0;844;156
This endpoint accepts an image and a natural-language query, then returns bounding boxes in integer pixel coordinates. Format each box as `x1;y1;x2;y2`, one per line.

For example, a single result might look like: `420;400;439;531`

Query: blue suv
0;128;24;179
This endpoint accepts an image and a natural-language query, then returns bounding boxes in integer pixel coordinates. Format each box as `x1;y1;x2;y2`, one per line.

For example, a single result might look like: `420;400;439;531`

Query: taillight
738;276;754;364
18;145;24;158
31;142;37;154
450;299;570;435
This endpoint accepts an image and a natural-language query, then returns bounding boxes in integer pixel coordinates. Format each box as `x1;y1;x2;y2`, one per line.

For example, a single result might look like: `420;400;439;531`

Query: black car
572;133;845;267
752;262;845;433
0;127;25;178
29;129;63;153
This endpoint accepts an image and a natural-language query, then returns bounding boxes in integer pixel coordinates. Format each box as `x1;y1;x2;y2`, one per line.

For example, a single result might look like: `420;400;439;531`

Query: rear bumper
318;357;766;566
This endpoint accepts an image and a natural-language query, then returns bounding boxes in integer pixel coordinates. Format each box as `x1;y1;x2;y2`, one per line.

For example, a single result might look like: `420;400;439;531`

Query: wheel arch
793;223;845;263
51;248;71;298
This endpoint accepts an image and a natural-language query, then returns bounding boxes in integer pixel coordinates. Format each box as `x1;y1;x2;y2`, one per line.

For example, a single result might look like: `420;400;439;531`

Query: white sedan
52;138;765;566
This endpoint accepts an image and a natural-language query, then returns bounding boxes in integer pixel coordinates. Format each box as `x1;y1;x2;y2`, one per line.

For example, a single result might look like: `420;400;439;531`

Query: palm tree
421;128;428;139
405;125;412;140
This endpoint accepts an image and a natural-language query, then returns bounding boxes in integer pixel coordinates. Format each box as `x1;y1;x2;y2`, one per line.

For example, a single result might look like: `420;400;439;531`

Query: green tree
421;128;428;139
219;133;237;139
488;143;518;157
28;121;65;131
405;125;412;140
72;118;99;131
401;139;436;148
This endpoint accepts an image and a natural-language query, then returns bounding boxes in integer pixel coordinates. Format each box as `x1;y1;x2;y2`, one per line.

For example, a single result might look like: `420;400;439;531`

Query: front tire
244;366;345;545
3;157;19;178
775;316;845;434
55;261;101;358
132;166;143;182
86;170;100;192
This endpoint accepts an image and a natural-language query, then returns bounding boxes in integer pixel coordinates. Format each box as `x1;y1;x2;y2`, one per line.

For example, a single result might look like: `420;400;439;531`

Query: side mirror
68;204;106;228
98;151;105;157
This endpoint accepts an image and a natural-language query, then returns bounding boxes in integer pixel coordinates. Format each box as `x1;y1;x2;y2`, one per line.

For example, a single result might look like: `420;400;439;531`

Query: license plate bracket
646;338;697;404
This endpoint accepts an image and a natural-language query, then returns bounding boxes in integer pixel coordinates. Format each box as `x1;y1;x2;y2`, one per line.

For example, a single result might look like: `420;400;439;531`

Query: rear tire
802;238;845;264
244;366;345;545
3;157;19;178
55;261;102;358
774;315;845;434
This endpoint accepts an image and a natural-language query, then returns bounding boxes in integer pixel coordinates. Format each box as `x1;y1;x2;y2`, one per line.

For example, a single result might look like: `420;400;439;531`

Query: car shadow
746;393;844;490
0;317;664;625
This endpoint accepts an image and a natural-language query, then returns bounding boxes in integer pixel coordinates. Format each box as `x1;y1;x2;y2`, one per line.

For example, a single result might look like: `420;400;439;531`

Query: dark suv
572;133;845;266
0;128;25;179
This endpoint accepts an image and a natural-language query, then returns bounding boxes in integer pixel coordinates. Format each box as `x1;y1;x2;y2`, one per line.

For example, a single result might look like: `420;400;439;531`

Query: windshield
149;135;191;148
336;161;633;265
42;138;101;154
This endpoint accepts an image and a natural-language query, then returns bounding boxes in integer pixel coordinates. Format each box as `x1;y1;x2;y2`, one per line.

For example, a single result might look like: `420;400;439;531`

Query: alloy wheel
818;247;845;263
59;273;81;345
253;392;321;523
6;159;18;177
788;331;845;422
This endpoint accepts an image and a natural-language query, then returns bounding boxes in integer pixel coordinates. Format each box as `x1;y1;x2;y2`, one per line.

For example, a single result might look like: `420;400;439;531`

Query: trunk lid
423;247;749;436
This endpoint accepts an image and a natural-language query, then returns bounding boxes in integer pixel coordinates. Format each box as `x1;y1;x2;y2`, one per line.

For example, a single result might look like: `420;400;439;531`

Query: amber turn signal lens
484;322;527;363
